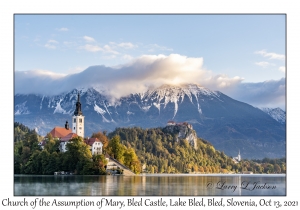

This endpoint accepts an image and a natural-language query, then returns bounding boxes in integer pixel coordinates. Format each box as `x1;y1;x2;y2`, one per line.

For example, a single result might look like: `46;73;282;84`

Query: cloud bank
226;78;286;110
15;54;285;109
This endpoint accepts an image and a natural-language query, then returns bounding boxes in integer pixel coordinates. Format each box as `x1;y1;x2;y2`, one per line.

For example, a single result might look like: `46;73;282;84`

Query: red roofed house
85;138;103;155
59;132;78;153
49;121;73;139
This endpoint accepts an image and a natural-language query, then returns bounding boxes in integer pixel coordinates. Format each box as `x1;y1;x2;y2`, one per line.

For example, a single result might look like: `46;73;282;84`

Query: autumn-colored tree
123;147;142;174
93;154;108;174
274;164;281;173
91;132;109;149
106;135;125;163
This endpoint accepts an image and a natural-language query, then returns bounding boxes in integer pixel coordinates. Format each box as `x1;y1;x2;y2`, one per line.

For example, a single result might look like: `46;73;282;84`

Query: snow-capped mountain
14;84;286;159
260;107;286;124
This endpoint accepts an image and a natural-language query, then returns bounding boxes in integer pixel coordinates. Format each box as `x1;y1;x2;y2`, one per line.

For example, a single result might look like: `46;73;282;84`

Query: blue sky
15;14;285;82
14;14;286;109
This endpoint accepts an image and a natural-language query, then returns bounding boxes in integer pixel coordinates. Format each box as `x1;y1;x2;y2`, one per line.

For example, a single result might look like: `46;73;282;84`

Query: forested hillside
108;127;238;173
14;122;41;142
108;126;286;174
14;122;286;174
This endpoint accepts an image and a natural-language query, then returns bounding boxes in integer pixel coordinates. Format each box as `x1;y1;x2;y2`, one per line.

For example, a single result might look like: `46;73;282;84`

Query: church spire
74;92;83;116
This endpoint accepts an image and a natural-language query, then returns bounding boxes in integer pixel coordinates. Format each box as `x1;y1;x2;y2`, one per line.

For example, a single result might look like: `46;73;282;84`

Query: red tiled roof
84;137;101;146
49;127;72;138
60;133;78;142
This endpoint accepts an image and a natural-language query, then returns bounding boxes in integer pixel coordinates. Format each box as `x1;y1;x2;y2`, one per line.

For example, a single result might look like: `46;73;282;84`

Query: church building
40;92;87;153
72;92;85;138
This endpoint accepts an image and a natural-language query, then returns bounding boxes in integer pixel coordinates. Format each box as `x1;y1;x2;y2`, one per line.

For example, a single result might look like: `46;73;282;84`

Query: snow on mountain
53;99;68;114
14;83;286;159
15;101;30;115
260;107;286;124
94;104;106;115
140;84;220;118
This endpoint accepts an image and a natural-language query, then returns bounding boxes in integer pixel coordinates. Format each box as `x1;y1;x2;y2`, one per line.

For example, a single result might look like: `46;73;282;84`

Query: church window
79;119;82;123
74;119;76;123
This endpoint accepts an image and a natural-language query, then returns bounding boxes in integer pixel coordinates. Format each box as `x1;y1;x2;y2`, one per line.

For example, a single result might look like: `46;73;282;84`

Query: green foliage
14;122;39;142
44;138;60;153
239;158;286;174
14;122;285;175
108;127;236;174
123;147;141;174
107;135;142;174
13;123;108;175
63;136;92;172
106;135;126;163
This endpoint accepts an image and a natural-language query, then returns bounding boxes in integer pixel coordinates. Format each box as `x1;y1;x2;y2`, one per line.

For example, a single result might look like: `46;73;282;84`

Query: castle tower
72;92;84;138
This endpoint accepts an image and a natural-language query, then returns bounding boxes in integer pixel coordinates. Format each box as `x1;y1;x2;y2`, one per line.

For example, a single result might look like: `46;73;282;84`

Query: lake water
14;174;286;196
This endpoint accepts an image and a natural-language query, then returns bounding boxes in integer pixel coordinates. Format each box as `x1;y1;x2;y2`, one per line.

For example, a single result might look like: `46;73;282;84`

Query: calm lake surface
14;174;286;196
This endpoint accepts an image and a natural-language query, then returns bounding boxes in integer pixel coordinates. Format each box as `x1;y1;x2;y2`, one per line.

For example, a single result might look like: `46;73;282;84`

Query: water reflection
14;174;286;196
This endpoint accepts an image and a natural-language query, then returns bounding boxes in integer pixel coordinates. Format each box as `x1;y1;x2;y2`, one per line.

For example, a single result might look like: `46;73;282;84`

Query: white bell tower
237;150;241;162
72;92;84;138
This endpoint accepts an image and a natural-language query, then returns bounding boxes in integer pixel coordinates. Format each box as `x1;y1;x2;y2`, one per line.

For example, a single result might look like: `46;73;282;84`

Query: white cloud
83;36;95;42
57;27;69;31
44;39;59;49
45;43;56;49
15;70;66;95
103;45;119;54
122;54;134;60
48;39;58;44
255;61;274;68
118;42;137;49
227;78;286;110
15;54;285;109
81;44;102;52
279;66;286;73
15;54;241;97
255;50;285;60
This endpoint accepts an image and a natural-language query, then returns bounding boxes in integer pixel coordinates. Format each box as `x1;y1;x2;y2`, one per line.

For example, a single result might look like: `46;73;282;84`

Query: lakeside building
232;150;241;163
39;92;103;155
84;138;103;155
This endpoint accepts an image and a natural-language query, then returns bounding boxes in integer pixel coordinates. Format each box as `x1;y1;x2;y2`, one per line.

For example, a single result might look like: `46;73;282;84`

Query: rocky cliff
163;122;198;149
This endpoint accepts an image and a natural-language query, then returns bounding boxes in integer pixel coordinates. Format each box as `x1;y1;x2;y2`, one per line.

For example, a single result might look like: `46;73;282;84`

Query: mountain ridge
14;84;286;159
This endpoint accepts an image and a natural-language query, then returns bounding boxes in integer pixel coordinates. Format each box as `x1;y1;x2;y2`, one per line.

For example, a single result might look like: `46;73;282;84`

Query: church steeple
72;92;85;138
65;121;69;130
74;92;83;116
